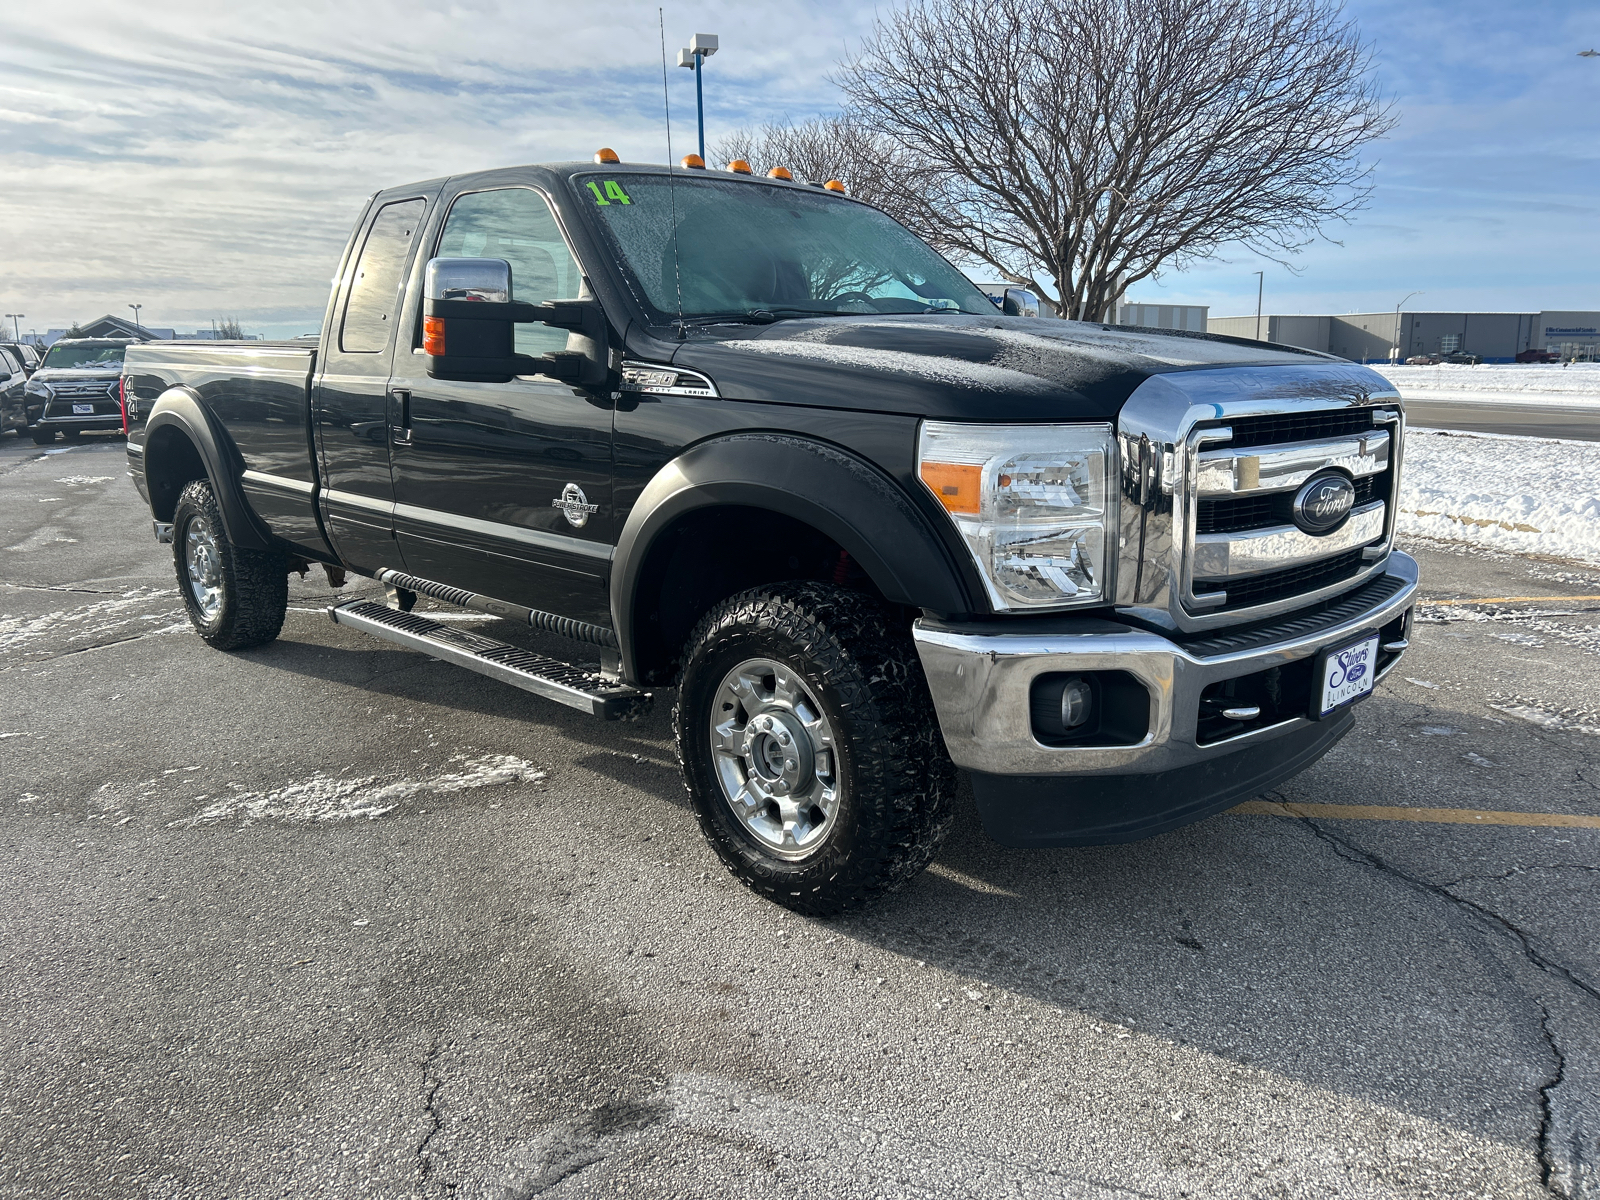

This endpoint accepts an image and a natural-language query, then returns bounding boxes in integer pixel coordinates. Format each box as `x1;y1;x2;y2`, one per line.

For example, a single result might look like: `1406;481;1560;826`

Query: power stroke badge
552;482;599;529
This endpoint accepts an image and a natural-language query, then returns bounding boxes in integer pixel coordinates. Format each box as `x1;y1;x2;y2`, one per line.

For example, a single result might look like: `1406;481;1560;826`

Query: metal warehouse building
1206;311;1600;363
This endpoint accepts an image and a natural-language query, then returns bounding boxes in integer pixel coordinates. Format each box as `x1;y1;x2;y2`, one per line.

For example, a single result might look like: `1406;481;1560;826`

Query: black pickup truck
124;155;1416;914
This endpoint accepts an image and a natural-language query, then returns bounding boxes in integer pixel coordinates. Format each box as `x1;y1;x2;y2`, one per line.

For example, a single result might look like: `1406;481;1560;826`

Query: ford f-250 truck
123;153;1416;914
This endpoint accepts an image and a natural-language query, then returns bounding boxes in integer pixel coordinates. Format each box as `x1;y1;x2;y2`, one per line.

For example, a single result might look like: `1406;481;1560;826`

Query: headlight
918;421;1115;611
25;380;53;399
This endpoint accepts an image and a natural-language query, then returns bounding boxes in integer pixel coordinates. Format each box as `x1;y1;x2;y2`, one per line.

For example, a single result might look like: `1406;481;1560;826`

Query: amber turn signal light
593;147;620;164
767;166;793;180
823;179;846;193
681;154;705;169
726;159;752;174
422;315;446;357
919;461;982;515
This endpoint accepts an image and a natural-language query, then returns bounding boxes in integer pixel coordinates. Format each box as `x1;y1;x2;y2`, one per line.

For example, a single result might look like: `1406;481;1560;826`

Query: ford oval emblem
1292;472;1356;534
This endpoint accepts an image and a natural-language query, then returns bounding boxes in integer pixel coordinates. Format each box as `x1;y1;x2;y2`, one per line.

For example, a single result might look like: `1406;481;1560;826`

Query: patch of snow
1491;631;1547;647
1488;701;1600;738
0;587;178;652
1463;752;1496;768
1398;429;1600;566
52;475;115;485
1405;678;1441;690
1378;363;1600;399
173;753;547;826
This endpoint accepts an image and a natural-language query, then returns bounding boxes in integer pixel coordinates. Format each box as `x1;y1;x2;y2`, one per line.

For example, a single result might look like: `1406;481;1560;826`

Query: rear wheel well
145;424;209;522
628;505;895;686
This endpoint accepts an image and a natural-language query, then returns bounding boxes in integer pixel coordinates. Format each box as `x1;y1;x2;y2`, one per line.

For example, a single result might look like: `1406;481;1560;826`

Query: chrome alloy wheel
709;657;842;860
184;514;225;622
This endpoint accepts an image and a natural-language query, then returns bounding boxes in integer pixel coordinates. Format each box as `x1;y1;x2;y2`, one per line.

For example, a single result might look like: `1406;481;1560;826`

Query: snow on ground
1398;429;1600;565
1377;362;1600;399
173;753;547;825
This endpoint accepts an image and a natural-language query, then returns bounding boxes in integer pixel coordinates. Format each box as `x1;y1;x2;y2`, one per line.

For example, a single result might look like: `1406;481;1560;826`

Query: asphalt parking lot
3;432;1598;1199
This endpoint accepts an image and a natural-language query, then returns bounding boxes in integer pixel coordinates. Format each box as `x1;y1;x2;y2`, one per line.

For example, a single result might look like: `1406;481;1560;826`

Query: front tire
172;479;287;650
674;583;955;916
30;427;56;445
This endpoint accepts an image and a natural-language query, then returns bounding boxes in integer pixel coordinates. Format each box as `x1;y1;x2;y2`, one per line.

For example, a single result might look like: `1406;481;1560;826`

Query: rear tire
674;582;955;916
172;479;287;650
30;427;56;445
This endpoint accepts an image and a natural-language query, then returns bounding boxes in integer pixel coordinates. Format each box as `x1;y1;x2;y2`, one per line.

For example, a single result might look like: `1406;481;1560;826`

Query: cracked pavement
2;433;1598;1198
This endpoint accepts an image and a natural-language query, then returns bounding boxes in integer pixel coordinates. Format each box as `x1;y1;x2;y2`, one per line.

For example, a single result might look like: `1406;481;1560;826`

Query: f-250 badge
553;482;599;528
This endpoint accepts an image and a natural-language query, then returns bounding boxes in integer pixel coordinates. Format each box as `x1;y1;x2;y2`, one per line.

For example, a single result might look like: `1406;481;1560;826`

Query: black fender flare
143;388;273;550
611;433;978;679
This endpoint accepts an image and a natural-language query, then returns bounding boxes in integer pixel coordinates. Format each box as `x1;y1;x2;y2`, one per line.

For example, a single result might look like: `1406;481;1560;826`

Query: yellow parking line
1231;800;1600;829
1422;595;1600;606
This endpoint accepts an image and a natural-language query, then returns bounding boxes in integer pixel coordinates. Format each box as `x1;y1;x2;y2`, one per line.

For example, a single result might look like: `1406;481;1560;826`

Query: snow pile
1377;363;1600;399
175;753;546;826
1398;429;1600;565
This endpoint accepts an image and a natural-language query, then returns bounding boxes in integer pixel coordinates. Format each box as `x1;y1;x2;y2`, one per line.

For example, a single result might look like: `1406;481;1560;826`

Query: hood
665;313;1337;421
32;364;124;382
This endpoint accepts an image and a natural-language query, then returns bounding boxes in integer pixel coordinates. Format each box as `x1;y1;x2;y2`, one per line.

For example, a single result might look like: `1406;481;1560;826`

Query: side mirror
1002;288;1039;318
422;257;608;386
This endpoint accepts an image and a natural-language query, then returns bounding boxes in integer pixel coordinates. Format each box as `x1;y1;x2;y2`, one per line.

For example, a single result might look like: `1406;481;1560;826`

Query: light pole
1392;291;1422;364
1252;271;1264;341
128;303;143;334
676;33;718;162
4;314;21;340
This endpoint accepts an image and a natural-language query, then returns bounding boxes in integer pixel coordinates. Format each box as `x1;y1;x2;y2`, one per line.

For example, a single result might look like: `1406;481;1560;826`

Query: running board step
328;601;650;720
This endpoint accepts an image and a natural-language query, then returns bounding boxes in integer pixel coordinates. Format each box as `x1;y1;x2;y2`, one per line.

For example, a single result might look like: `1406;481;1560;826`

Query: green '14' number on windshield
587;180;632;206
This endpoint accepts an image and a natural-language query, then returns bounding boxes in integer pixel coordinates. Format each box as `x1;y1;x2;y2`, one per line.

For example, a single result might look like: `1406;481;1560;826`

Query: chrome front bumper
913;551;1418;778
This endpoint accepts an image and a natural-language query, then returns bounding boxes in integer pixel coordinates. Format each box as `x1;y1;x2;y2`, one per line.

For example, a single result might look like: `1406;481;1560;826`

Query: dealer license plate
72;403;94;414
1312;631;1379;718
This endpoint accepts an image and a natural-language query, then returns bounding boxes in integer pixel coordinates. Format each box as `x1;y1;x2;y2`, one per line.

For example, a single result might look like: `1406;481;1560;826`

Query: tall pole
1392;291;1421;364
5;313;21;340
128;303;143;333
694;52;705;162
1253;271;1264;341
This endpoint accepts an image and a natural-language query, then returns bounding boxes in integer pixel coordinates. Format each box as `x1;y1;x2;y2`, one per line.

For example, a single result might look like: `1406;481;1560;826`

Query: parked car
1405;354;1440;365
0;347;29;437
1442;352;1482;366
123;156;1416;914
24;338;132;443
0;342;40;377
1515;349;1559;364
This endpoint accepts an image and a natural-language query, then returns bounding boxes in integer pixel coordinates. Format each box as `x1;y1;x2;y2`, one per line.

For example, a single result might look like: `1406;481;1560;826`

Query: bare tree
838;0;1394;320
215;317;244;340
711;117;910;212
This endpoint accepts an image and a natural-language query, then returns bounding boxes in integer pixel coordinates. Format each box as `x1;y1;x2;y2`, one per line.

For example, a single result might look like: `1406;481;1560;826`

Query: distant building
1207;310;1600;363
1115;302;1209;333
44;314;175;345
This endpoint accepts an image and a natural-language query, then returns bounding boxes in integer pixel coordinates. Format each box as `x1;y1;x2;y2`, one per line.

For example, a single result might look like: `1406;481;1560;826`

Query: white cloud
0;1;878;336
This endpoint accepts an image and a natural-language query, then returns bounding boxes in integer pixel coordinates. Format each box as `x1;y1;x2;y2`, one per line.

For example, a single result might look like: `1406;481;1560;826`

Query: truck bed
124;339;328;556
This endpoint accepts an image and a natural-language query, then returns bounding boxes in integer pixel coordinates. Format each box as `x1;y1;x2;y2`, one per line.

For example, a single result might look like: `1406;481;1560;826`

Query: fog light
1060;677;1092;728
1030;673;1096;740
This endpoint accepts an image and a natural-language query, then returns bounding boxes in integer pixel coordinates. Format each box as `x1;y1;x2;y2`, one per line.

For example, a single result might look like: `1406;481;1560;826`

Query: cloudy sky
1;0;1594;339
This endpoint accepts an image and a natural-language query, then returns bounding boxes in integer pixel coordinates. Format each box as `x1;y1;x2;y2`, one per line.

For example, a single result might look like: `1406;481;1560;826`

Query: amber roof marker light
726;159;752;175
593;148;620;164
681;153;706;169
767;166;793;180
823;179;847;193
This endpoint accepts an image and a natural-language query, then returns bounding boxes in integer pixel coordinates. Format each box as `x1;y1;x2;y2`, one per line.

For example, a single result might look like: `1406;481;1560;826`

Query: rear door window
340;199;426;354
434;189;582;357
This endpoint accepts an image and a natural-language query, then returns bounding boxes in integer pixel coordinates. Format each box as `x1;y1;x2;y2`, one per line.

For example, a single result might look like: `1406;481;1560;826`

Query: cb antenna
659;8;685;338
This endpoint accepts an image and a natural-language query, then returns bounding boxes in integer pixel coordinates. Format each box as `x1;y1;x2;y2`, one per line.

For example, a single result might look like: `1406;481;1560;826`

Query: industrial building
1207;310;1600;363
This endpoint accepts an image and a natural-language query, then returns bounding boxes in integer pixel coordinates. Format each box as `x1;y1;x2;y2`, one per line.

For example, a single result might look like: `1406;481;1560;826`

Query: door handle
390;388;412;445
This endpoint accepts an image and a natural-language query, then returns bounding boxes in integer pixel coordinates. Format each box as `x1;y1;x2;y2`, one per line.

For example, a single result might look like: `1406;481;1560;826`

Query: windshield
42;342;128;369
578;173;995;323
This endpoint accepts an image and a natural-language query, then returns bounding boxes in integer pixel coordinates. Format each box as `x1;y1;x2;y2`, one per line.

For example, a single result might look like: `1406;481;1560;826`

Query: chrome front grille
50;379;118;400
1114;362;1406;633
1185;423;1396;610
